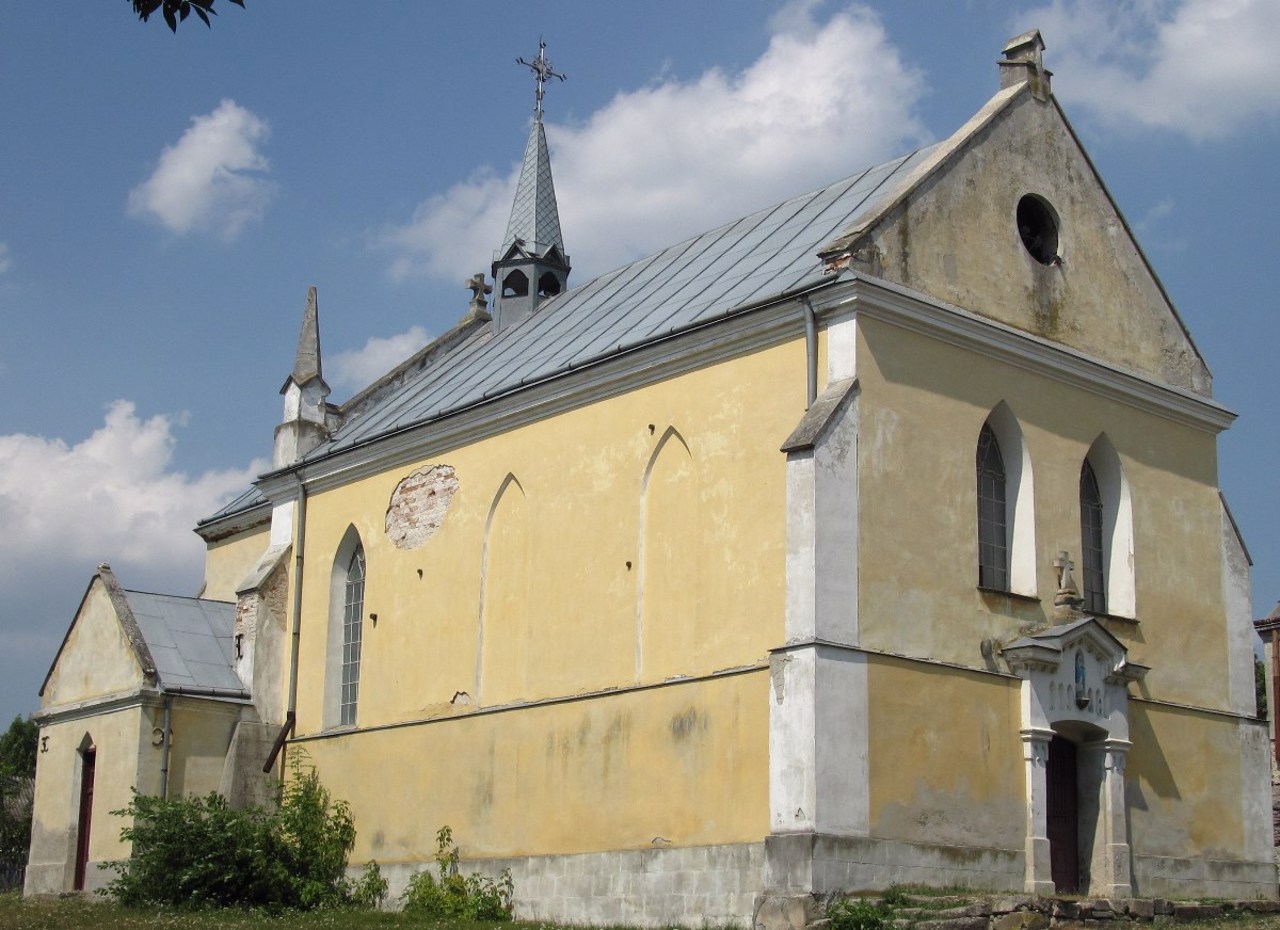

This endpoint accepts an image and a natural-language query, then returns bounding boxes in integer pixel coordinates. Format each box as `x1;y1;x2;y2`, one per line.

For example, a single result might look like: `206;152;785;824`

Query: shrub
349;861;389;910
103;792;285;909
401;825;513;921
275;760;356;909
103;755;362;911
828;897;888;930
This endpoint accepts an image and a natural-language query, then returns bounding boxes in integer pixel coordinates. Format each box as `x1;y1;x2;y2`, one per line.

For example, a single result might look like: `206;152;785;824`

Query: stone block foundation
376;841;765;928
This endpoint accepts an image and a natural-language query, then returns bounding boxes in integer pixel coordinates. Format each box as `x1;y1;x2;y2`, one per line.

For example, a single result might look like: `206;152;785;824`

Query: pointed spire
290;285;324;388
275;285;331;467
501;119;566;257
490;40;572;331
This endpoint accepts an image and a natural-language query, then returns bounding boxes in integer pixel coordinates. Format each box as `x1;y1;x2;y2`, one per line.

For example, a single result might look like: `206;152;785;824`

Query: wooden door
1046;736;1079;893
73;749;95;891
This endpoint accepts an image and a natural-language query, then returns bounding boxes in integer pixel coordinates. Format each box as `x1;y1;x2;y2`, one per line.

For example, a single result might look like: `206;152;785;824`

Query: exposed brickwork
385;464;459;550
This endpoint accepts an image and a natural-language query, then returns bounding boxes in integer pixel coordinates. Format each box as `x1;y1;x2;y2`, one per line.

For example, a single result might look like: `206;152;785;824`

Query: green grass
0;892;583;930
6;892;1280;930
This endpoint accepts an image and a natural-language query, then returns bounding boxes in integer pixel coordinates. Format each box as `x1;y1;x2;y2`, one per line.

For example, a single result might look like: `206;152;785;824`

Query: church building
25;34;1275;923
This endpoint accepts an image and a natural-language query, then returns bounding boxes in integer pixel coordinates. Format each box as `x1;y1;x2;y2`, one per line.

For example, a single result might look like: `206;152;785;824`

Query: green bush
103;756;363;911
827;897;888;930
0;716;37;879
349;861;389;910
401;826;513;921
275;761;356;909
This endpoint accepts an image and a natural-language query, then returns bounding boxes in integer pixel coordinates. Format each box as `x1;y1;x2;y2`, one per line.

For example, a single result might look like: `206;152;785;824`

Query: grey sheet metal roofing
124;590;244;694
308;142;940;460
201;483;268;525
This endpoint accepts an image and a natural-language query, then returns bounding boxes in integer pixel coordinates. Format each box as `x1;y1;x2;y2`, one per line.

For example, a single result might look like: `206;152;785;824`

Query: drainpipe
1271;628;1279;766
280;472;308;774
158;694;173;799
801;295;818;408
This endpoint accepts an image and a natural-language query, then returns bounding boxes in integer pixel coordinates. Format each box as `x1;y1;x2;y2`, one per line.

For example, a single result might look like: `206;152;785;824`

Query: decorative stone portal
1004;617;1148;898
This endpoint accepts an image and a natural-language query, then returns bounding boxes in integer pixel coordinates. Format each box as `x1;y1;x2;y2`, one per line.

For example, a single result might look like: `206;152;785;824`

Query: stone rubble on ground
791;894;1280;930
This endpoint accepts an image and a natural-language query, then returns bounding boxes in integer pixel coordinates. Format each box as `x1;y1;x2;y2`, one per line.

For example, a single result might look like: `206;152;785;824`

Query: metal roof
311;142;940;458
501;119;566;257
123;590;244;694
201;483;268;525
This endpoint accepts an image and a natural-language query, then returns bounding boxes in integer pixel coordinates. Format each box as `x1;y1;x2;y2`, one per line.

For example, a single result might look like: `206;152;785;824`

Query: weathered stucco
867;657;1024;850
854;315;1230;712
202;522;271;601
41;580;145;707
851;91;1209;394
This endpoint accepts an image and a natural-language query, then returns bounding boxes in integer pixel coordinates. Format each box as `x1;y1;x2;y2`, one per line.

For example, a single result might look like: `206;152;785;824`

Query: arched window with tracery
976;422;1009;591
340;546;365;726
326;526;366;729
1080;460;1106;614
1079;435;1135;617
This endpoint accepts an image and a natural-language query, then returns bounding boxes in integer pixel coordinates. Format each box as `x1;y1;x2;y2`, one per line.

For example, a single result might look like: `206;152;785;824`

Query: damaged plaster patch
385;464;459;550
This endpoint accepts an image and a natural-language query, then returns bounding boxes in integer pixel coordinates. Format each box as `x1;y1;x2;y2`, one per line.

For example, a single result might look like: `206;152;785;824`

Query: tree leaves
129;0;246;33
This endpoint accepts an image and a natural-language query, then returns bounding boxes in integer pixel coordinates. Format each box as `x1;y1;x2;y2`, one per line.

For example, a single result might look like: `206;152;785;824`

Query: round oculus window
1017;194;1059;265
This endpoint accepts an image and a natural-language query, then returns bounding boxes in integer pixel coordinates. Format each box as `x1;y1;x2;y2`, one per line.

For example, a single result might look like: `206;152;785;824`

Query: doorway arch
1005;619;1147;896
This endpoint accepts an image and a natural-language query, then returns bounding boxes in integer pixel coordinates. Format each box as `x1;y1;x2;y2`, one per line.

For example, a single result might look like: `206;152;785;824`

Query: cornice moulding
847;276;1235;434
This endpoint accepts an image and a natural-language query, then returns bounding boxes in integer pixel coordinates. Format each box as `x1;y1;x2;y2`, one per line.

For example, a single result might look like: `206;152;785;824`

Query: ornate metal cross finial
517;38;566;122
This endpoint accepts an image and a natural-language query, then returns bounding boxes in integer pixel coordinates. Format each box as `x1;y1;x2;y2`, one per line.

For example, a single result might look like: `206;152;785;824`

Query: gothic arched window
1080;460;1106;614
976;422;1009;591
340;546;365;726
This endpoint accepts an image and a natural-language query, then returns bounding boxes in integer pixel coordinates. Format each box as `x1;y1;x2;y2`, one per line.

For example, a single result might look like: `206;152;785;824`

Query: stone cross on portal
517;38;566;122
465;272;492;312
1054;550;1082;608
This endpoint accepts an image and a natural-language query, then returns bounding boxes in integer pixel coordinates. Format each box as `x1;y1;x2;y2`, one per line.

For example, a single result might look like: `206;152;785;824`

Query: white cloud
0;242;10;275
331;325;431;392
127;99;275;239
381;2;927;284
0;401;265;588
1019;0;1280;138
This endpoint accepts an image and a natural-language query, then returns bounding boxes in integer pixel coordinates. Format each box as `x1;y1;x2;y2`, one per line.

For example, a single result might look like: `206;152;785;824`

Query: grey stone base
375;841;765;927
1132;853;1279;900
764;833;1023;895
23;859;111;897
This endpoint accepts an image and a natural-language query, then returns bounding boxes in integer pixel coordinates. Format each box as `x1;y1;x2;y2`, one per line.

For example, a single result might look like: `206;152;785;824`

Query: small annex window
1017;194;1060;265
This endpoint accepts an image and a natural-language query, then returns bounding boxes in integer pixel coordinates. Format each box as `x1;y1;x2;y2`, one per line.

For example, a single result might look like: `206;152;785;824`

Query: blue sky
0;1;1276;725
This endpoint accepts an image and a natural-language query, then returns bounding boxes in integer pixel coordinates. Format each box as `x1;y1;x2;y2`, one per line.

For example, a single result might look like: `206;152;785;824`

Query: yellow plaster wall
27;706;160;890
293;339;805;734
202;522;272;601
295;670;770;863
167;700;242;798
42;581;144;708
866;656;1024;849
855;317;1229;710
1126;700;1246;859
863;91;1205;392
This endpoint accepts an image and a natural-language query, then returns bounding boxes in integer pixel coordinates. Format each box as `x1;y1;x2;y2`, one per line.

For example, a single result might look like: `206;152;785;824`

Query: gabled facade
25;565;273;895
28;33;1274;920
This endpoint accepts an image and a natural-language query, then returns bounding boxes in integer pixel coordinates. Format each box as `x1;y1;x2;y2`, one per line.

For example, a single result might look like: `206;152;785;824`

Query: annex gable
823;85;1210;394
40;569;153;709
